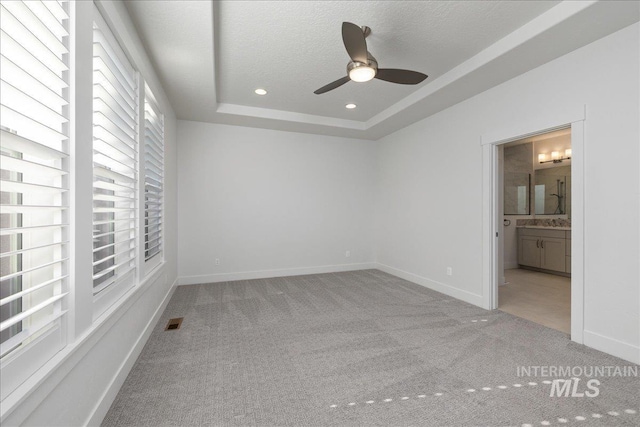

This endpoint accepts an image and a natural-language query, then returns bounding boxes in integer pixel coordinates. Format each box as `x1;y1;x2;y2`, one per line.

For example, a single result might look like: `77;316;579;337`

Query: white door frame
481;104;586;344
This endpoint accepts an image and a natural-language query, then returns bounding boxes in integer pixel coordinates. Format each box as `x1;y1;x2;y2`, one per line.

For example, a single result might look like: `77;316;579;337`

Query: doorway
498;129;572;333
480;105;585;344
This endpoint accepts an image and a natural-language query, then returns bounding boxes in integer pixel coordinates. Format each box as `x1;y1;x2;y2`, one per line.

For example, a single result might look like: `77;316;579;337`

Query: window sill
1;261;171;422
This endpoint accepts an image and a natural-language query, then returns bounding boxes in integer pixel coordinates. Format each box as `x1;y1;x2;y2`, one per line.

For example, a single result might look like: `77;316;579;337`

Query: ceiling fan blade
342;22;368;63
375;68;428;85
314;76;351;94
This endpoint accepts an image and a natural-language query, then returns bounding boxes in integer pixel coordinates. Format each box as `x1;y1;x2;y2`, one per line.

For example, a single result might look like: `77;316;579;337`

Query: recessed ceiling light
345;103;357;109
254;88;267;95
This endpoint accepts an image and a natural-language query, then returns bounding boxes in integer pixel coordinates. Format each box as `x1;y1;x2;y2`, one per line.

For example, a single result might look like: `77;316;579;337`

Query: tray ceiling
125;1;640;139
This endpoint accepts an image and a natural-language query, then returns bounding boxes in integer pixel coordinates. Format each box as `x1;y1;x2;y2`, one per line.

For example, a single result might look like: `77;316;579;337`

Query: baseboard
178;262;377;285
86;276;177;426
375;263;484;307
583;330;640;365
505;262;519;270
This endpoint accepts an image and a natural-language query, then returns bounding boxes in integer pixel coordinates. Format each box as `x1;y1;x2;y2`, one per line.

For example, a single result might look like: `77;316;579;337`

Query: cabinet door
519;235;541;267
541;237;566;272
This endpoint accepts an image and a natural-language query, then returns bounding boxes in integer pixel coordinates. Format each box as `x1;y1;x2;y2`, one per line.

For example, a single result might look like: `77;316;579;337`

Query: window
143;88;164;266
0;0;169;405
92;9;138;313
0;0;70;398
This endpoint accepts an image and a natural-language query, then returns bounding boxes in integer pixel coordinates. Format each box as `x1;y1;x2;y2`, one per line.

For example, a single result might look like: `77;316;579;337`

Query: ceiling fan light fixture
348;64;376;82
313;22;428;95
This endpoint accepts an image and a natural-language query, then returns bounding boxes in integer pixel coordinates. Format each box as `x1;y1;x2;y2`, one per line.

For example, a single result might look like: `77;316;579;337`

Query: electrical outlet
446;267;453;276
215;258;220;265
345;251;351;258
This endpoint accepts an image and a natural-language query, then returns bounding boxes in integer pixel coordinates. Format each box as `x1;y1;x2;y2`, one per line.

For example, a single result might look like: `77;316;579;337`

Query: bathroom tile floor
499;268;571;334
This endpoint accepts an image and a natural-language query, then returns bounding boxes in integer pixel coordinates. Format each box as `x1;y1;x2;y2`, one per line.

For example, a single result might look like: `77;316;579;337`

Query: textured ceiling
215;1;559;121
124;1;640;139
124;0;217;122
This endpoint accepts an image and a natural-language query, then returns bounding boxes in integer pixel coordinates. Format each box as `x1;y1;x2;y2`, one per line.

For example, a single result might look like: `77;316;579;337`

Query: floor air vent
165;317;183;331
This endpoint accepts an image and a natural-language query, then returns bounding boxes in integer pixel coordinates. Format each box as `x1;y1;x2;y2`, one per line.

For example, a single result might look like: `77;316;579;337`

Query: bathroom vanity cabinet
517;228;571;275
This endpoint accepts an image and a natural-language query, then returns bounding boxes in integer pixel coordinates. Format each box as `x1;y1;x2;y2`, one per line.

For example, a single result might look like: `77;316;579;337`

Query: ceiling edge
216;104;365;130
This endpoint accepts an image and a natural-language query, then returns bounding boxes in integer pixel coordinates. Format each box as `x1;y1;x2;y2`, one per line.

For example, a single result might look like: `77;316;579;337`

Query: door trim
481;104;585;344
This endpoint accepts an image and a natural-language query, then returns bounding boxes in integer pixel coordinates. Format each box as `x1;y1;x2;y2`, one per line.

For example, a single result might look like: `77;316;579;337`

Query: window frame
0;0;71;401
91;4;140;319
142;87;164;275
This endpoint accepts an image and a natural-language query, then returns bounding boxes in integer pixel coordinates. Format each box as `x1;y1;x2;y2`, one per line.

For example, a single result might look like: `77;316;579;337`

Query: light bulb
349;66;376;82
565;148;572;157
538;154;546;162
551;151;560;160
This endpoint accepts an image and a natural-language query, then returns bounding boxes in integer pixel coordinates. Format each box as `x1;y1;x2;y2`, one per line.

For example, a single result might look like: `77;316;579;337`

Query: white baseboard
178;262;377;285
86;276;177;426
375;263;484;307
583;330;640;365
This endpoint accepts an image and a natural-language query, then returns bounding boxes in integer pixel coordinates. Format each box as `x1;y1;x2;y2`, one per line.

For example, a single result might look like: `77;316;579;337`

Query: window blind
0;0;69;396
143;91;163;262
92;14;138;296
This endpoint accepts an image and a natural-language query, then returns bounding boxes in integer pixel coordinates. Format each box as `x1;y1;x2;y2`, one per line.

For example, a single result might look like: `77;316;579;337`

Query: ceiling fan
314;22;428;95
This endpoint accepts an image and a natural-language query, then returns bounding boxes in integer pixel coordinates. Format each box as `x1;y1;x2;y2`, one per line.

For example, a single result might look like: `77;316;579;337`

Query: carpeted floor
102;270;639;426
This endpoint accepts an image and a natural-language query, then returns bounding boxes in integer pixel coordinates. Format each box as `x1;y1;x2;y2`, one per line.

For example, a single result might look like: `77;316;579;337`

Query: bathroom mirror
504;172;530;215
502;131;572;219
534;165;571;217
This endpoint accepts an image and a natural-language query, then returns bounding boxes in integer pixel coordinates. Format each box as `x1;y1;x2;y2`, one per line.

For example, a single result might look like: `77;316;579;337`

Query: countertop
516;225;571;230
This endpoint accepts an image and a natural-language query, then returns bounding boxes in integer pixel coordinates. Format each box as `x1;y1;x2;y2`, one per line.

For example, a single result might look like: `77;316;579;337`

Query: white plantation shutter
143;90;163;263
0;0;69;398
92;11;138;300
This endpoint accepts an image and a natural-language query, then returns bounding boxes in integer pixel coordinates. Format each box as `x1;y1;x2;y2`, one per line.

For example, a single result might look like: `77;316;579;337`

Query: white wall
375;23;639;363
177;121;377;284
2;1;179;425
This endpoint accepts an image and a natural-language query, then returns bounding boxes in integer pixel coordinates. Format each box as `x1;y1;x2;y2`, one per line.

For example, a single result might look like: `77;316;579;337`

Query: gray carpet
102;270;639;426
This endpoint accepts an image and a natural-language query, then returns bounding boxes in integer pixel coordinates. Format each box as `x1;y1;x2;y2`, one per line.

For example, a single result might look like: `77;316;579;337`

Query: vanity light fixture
539;149;572;164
